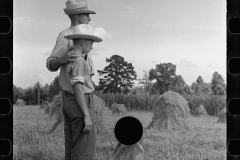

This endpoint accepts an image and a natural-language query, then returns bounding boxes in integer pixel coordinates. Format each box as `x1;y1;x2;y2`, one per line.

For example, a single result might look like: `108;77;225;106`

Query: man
46;0;95;75
46;0;97;159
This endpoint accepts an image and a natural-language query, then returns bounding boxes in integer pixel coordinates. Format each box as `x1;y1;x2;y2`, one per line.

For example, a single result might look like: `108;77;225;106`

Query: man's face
76;14;91;24
82;39;93;54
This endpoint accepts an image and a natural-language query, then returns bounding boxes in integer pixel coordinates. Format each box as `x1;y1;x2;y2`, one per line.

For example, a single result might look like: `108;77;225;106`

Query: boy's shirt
46;26;95;92
66;51;95;94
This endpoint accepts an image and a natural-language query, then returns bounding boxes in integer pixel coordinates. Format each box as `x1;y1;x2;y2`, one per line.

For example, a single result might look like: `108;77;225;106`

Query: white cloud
179;59;198;68
14;16;68;28
94;27;112;40
209;61;223;68
90;46;107;56
125;6;136;10
152;61;156;64
29;72;49;86
145;24;225;31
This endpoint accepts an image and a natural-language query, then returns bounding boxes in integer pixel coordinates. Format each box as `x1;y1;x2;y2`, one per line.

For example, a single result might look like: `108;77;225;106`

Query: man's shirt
46;26;95;93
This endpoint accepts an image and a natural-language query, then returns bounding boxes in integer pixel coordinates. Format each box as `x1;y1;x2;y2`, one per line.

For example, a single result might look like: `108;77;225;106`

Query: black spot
114;116;143;145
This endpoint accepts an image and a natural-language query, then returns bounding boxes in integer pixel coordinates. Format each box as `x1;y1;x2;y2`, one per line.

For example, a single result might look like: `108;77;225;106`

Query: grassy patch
14;105;226;160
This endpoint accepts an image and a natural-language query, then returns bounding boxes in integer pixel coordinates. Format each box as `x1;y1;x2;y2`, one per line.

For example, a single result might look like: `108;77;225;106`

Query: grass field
13;105;226;160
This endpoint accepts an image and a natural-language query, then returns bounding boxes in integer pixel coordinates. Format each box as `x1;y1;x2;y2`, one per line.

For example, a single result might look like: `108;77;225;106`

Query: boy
63;24;102;160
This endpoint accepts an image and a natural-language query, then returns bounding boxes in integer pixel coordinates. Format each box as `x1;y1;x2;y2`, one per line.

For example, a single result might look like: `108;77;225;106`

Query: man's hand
49;52;80;71
83;114;92;132
60;52;80;66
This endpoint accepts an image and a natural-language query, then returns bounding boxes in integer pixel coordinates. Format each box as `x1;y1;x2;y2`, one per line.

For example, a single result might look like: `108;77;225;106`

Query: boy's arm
73;83;90;117
73;83;92;132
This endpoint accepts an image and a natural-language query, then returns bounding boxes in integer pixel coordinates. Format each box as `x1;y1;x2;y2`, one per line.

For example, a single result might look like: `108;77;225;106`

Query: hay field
13;105;226;160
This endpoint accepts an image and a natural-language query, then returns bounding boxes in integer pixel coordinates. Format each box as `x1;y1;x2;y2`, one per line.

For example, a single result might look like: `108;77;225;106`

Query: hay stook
110;142;144;160
15;99;26;107
217;107;226;123
112;104;127;116
41;92;109;134
147;91;191;132
192;105;208;117
39;101;50;110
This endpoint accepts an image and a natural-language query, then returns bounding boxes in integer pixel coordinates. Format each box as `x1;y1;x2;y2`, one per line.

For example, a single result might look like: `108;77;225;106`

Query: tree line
13;54;226;105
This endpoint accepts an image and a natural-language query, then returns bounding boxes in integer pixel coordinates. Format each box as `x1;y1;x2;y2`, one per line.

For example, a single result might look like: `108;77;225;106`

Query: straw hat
64;0;96;15
65;24;102;42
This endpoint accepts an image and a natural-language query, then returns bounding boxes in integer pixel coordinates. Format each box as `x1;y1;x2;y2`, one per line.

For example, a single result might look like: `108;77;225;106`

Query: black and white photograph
13;0;226;159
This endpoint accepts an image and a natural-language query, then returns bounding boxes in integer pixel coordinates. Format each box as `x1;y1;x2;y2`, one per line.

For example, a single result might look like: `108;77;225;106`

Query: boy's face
82;39;93;54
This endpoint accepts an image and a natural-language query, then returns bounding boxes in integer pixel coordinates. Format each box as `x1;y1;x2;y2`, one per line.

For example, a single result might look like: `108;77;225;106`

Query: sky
14;0;226;89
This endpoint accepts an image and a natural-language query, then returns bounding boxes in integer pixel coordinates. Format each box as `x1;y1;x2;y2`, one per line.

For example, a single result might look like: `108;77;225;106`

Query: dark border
227;0;240;159
0;0;13;159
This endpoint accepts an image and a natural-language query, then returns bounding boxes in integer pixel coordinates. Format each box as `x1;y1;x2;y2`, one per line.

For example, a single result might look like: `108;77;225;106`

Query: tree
97;55;137;94
32;82;41;105
49;75;61;97
211;72;226;95
149;63;184;94
196;76;204;85
130;86;144;95
184;85;194;95
200;82;211;94
170;75;186;94
138;70;151;95
13;85;24;104
40;83;50;102
23;87;35;105
191;82;199;94
191;76;212;95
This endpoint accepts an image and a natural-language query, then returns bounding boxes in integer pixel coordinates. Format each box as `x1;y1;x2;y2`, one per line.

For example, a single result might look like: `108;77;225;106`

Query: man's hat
64;0;96;15
65;24;102;42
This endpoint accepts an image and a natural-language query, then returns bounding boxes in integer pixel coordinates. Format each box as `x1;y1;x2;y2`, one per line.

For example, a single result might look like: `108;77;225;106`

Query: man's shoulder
59;28;73;36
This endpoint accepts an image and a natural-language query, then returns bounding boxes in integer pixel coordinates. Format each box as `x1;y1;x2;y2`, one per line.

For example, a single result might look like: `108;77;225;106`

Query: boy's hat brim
64;8;96;15
65;34;102;42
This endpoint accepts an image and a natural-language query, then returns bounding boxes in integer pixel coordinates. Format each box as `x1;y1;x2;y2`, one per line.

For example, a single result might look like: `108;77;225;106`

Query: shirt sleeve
69;58;86;86
46;31;70;72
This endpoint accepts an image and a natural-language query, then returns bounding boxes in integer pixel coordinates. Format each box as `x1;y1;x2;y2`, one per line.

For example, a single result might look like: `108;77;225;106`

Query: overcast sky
14;0;226;89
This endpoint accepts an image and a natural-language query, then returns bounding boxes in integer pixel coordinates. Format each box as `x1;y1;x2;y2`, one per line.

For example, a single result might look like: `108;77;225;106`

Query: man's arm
46;31;79;72
48;52;79;71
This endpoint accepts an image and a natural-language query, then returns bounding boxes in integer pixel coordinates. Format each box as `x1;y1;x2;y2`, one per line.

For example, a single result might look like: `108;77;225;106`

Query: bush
95;92;159;111
95;92;226;115
183;94;226;116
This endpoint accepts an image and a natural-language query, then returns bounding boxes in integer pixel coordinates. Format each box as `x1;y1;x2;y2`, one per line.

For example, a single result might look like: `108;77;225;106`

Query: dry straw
93;94;110;134
147;90;191;132
110;142;144;160
15;99;26;107
39;101;49;110
217;107;226;123
40;92;110;134
192;105;208;117
112;104;127;116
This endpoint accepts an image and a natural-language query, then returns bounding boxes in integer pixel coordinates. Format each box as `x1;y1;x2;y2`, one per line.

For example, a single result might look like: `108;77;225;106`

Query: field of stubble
13;105;226;160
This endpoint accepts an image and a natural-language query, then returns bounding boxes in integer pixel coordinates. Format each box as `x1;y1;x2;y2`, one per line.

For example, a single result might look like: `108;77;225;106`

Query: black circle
114;116;143;145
